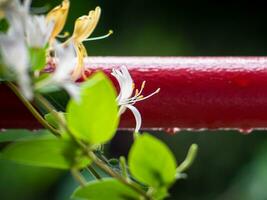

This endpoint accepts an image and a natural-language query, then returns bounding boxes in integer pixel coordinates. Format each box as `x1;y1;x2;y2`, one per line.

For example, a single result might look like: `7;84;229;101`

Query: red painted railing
1;57;267;133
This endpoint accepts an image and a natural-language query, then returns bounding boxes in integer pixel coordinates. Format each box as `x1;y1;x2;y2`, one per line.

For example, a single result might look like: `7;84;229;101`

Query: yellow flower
70;6;101;80
46;0;70;43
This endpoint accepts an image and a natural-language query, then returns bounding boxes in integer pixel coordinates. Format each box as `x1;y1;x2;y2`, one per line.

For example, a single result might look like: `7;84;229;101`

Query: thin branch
119;156;130;181
6;82;61;136
89;152;152;200
71;168;87;187
87;165;102;180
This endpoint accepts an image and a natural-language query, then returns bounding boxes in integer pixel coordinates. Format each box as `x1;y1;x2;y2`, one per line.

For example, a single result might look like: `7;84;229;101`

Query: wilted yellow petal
72;14;91;42
67;6;101;80
71;43;87;80
46;0;70;43
85;6;101;39
72;6;101;42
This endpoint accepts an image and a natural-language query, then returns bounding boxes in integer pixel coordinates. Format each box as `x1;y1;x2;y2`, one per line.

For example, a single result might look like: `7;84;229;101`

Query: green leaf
72;178;141;200
128;134;177;188
0;61;14;82
45;111;66;129
0;129;54;143
0;62;5;81
0;18;9;33
67;72;119;144
0;137;91;169
152;187;169;200
29;47;46;71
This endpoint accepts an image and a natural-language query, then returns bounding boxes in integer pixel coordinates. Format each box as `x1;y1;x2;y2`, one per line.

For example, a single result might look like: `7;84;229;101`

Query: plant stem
71;168;87;187
6;82;61;136
89;152;152;200
176;144;198;173
87;166;102;180
119;156;129;181
35;94;87;149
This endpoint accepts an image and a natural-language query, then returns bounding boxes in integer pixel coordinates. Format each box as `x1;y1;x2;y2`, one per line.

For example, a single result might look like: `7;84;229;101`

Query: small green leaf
152;187;169;200
0;61;14;82
29;47;46;71
0;18;9;33
0;62;5;81
0;129;53;143
128;134;177;188
45;111;66;129
67;72;119;144
72;178;141;200
0;137;91;169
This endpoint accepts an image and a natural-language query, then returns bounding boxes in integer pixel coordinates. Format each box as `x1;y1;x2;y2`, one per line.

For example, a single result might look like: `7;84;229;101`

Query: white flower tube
0;27;32;99
25;15;54;48
35;41;80;101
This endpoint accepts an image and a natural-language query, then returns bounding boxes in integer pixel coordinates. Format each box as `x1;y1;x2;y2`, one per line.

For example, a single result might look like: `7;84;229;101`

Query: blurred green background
1;0;267;199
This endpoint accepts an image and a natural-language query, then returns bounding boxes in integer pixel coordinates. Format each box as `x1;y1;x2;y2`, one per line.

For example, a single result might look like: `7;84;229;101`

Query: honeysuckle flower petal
46;0;69;43
111;65;133;103
65;6;101;80
1;0;30;34
52;43;80;101
64;82;80;101
112;66;160;133
53;40;76;81
0;0;33;99
35;41;80;101
0;27;32;99
124;104;141;133
71;42;87;81
72;6;101;42
25;15;54;48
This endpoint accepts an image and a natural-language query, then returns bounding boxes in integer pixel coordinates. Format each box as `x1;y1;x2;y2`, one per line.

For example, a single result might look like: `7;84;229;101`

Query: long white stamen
135;81;146;97
84;30;113;41
136;88;160;101
120;88;160;105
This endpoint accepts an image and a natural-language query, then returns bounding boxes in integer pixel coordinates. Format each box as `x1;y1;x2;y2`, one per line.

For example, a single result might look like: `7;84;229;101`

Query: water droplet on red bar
239;128;253;135
163;127;181;135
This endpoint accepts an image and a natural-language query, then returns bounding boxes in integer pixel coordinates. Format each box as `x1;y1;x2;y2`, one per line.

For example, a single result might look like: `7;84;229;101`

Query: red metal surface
0;84;41;129
2;57;267;131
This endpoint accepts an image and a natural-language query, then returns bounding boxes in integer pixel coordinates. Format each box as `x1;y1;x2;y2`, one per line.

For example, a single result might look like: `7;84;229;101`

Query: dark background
1;0;267;199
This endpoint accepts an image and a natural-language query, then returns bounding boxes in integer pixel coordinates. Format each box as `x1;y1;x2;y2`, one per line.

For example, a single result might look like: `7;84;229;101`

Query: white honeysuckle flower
111;65;160;133
25;15;54;48
63;82;80;101
35;41;80;101
0;26;32;99
53;41;76;81
0;0;33;99
3;1;53;48
53;41;80;101
1;0;31;34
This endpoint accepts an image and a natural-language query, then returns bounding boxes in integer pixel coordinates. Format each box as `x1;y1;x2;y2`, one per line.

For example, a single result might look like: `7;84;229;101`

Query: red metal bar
2;57;267;132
